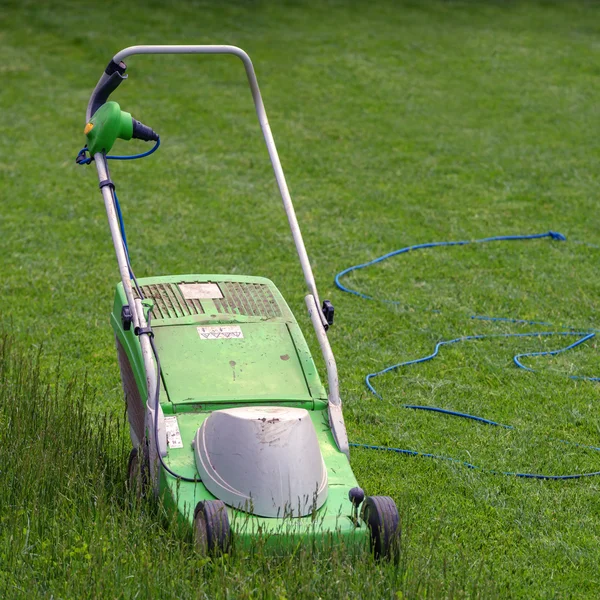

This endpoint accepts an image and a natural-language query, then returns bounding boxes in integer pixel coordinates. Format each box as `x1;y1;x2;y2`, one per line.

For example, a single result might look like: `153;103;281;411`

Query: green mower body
112;274;369;549
84;44;400;557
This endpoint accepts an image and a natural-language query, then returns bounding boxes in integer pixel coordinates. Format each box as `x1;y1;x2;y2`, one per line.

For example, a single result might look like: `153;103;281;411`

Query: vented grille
133;283;205;319
214;282;282;319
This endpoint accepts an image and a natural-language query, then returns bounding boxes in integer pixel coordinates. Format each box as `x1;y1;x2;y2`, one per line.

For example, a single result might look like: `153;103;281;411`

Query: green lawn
2;0;600;597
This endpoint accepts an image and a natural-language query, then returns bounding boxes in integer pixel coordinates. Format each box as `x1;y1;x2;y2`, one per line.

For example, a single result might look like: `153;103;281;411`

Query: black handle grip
86;60;128;121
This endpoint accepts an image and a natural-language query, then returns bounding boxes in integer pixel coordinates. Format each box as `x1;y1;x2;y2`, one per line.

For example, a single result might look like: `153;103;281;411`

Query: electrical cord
83;136;599;481
116;192;201;484
76;139;161;270
76;138;161;165
334;230;566;302
348;442;600;480
148;327;202;483
76;138;200;483
114;190;129;259
335;231;600;479
366;332;599;400
123;236;201;483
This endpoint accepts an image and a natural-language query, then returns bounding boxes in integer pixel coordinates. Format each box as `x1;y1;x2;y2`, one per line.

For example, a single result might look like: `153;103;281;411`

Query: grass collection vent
215;281;283;319
134;283;205;319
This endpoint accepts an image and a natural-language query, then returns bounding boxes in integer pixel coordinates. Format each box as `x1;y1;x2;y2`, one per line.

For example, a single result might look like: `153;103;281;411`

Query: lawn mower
80;45;399;557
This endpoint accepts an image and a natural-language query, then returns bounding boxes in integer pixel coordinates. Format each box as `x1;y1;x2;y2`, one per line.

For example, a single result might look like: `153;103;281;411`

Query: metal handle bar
90;45;328;329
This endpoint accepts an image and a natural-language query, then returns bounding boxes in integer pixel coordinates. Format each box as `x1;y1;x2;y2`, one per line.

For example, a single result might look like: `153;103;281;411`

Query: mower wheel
361;495;400;560
194;500;231;555
127;446;149;499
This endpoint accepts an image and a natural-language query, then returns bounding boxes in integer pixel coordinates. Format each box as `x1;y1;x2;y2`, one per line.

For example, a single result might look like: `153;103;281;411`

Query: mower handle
90;45;347;454
89;44;329;330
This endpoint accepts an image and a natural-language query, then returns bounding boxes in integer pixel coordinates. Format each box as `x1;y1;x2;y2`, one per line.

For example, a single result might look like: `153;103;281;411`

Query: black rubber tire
127;446;149;499
194;500;231;555
361;495;401;560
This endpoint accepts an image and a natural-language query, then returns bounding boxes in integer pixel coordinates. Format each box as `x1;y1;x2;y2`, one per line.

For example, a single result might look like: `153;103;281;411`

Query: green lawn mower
80;44;400;557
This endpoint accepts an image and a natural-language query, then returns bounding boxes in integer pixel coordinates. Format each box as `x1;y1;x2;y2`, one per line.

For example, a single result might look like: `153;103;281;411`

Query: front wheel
194;500;231;555
361;495;400;560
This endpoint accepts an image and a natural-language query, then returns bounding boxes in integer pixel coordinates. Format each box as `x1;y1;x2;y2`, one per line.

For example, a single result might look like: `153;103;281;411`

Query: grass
1;0;600;596
0;334;492;598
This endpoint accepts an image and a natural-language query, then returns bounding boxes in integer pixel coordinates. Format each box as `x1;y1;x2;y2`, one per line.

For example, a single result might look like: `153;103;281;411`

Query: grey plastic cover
193;406;328;517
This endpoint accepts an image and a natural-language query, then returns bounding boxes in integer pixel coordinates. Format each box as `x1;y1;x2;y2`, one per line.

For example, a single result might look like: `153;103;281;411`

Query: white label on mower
179;283;223;299
197;325;244;340
164;416;184;449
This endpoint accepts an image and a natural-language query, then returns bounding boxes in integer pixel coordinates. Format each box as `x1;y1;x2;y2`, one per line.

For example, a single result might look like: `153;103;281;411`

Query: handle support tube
135;297;165;490
94;154;140;329
88;45;342;459
305;294;340;406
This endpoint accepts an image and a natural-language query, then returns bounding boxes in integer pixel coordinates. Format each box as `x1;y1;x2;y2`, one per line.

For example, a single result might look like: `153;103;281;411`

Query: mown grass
2;0;600;597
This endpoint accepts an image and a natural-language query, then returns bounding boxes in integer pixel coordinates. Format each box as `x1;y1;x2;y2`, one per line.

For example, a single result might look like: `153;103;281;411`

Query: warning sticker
197;325;244;340
179;283;223;299
164;416;184;449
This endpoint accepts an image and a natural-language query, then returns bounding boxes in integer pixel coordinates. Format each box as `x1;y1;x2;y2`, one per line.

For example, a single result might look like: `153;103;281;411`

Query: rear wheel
194;500;231;555
361;495;400;560
127;445;149;499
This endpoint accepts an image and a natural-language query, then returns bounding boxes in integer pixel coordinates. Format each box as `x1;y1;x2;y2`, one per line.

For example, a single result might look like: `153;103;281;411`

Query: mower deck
112;274;368;547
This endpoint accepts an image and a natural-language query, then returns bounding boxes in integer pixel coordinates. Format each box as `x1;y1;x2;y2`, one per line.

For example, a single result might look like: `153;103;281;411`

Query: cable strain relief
132;119;159;142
